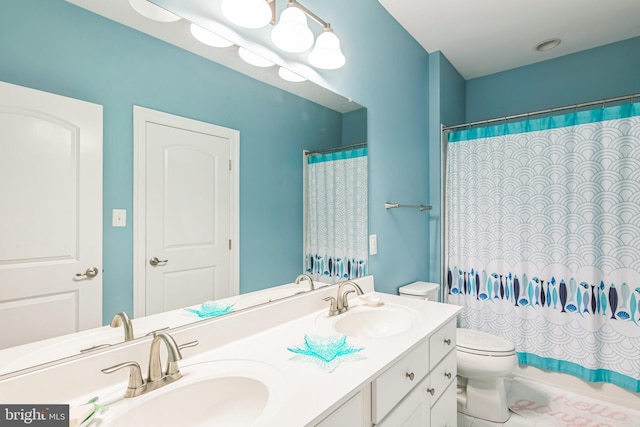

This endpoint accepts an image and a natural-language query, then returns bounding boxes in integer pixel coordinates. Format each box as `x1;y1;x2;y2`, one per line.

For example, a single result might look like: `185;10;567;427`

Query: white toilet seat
457;347;515;357
456;328;515;354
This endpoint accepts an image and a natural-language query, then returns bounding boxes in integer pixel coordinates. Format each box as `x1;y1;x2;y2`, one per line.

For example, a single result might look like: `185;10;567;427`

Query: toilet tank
398;281;440;302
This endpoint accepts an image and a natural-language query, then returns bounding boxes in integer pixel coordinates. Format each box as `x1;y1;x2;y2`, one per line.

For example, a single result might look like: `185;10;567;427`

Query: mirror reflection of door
134;107;239;316
0;82;103;349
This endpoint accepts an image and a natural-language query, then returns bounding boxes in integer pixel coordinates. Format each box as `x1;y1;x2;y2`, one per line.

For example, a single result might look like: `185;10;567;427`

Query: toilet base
457;377;510;423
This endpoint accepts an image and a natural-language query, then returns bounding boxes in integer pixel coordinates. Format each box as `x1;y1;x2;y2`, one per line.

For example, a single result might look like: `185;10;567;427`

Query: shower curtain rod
442;92;639;131
305;142;367;155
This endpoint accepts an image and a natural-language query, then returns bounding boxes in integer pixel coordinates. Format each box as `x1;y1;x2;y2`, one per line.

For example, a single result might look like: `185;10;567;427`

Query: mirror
0;0;367;376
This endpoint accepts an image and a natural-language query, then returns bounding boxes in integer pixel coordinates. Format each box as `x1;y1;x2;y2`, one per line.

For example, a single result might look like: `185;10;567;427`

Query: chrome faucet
110;311;134;342
101;332;198;398
324;280;364;316
294;273;315;290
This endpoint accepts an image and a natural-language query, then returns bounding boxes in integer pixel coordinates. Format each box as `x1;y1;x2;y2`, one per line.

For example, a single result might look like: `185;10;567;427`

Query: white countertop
84;292;461;426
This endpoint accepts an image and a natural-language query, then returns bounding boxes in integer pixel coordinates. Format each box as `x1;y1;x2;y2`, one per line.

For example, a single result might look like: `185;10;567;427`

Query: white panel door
138;108;238;315
0;81;102;349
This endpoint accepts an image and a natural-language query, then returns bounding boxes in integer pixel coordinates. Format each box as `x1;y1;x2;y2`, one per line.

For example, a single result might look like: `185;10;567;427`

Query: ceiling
378;0;640;80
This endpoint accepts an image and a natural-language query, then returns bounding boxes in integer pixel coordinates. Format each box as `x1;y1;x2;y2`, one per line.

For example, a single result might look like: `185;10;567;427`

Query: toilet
456;328;517;423
398;282;518;424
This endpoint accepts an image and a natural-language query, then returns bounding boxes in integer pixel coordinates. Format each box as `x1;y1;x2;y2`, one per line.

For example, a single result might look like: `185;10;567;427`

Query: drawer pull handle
427;387;435;396
444;338;452;345
405;372;415;381
444;372;452;379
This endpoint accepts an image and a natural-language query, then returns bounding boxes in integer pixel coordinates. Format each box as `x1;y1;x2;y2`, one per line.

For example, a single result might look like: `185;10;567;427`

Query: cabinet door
316;390;365;427
430;381;457;427
377;375;430;427
372;339;430;422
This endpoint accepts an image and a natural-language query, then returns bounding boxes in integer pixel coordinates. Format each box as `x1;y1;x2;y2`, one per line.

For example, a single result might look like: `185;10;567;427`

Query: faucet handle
323;296;339;317
178;340;199;351
165;340;199;376
102;361;145;398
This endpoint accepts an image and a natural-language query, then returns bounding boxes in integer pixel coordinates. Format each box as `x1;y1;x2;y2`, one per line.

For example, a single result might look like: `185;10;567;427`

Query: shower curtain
445;102;640;392
304;145;368;284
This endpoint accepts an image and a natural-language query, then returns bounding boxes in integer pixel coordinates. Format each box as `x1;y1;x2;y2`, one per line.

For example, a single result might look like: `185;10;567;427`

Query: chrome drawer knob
427;387;435;396
444;338;452;345
444;372;452;379
405;372;415;381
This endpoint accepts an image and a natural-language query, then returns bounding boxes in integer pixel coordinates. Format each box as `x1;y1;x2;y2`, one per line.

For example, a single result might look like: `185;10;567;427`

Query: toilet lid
456;328;515;355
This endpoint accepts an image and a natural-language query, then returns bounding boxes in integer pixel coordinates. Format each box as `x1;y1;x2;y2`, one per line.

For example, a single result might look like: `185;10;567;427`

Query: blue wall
342;108;368;146
466;36;640;122
310;0;431;294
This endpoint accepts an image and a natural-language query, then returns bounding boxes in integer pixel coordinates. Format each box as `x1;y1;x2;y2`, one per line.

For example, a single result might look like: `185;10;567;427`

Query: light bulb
309;29;346;70
128;0;181;22
221;0;272;29
238;47;274;67
278;67;307;82
190;24;233;48
271;7;314;53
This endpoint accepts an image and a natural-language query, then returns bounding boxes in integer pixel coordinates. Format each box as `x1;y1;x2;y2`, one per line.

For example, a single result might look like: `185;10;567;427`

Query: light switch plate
369;234;377;255
112;209;126;227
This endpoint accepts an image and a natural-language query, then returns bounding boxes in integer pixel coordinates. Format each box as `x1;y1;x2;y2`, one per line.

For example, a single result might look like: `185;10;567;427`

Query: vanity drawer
429;349;456;404
372;339;430;423
429;319;456;369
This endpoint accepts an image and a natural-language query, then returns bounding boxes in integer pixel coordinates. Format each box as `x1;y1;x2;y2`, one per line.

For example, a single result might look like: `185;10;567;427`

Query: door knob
76;267;99;278
149;257;168;266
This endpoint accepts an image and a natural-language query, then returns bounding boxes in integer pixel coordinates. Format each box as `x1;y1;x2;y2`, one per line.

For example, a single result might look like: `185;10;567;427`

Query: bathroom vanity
0;277;460;426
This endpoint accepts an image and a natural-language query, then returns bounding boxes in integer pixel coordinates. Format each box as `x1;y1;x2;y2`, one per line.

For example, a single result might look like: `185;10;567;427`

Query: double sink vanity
0;276;460;426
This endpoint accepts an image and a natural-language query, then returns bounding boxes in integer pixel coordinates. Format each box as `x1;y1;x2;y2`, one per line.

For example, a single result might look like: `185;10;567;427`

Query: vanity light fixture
221;0;274;29
308;27;345;70
221;0;345;70
128;0;181;22
271;5;314;53
273;1;345;69
190;24;234;48
278;67;307;82
238;47;275;67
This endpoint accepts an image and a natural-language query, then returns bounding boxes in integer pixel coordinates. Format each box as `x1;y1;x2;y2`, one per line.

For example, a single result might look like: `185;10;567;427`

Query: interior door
140;109;237;315
0;81;102;349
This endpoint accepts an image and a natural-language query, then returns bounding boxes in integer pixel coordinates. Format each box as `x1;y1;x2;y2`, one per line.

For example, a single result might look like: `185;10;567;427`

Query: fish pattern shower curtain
304;146;368;284
445;102;640;392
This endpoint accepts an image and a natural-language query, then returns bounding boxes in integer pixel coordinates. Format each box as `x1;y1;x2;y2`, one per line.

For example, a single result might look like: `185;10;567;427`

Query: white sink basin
316;303;422;339
95;360;285;427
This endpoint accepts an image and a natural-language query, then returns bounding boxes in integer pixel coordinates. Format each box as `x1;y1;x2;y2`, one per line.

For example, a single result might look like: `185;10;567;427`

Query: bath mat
508;378;640;427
